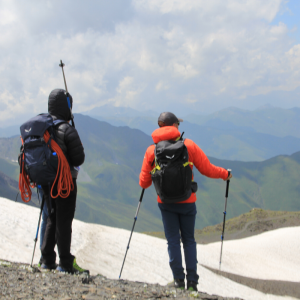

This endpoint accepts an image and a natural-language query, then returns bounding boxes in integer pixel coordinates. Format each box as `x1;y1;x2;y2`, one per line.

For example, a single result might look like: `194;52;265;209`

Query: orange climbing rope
19;143;32;203
19;130;74;202
43;131;74;199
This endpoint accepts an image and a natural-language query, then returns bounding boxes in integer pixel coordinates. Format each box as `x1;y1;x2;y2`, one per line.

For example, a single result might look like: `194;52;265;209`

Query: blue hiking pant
158;203;199;283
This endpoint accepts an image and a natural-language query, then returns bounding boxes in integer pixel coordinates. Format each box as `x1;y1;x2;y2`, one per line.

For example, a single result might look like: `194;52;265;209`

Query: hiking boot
37;257;42;268
187;280;198;291
56;258;89;275
56;265;75;274
169;278;185;290
40;263;57;270
73;258;89;275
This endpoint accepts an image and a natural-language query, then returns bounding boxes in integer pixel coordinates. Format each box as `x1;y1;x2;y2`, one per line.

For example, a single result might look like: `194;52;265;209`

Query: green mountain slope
0;136;21;162
64;114;162;231
193;152;300;228
180;121;300;161
0;114;299;232
0;158;19;181
86;107;300;161
0;170;39;208
3;105;300;161
186;106;300;138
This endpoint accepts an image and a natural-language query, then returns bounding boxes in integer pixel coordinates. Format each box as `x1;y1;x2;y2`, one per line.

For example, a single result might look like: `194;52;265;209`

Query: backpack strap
175;132;184;141
53;119;66;127
151;159;155;167
50;119;67;142
150;161;161;175
151;143;157;167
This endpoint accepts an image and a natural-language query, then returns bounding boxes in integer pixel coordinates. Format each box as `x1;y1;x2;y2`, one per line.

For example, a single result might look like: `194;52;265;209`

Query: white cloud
110;76;144;107
155;81;169;91
0;0;299;125
133;0;281;22
0;9;16;26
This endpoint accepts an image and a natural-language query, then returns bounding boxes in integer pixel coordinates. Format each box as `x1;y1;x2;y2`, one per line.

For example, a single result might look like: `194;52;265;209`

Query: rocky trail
0;260;242;300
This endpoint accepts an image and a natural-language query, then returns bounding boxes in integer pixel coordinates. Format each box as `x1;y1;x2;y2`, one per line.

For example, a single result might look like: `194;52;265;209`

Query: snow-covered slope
0;197;298;300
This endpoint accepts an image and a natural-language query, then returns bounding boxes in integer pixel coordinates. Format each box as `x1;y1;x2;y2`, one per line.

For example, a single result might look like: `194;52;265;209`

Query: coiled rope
19;151;33;202
19;130;74;202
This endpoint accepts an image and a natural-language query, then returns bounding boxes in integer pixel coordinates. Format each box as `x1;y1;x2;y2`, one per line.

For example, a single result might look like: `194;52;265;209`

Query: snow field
0;197;298;300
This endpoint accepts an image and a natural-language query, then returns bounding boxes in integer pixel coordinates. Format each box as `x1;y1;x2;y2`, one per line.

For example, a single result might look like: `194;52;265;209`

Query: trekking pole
119;188;145;279
30;194;45;267
219;169;231;270
59;60;75;127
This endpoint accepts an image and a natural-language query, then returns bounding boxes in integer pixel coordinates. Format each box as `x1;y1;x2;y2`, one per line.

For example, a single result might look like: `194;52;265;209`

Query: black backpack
151;133;197;203
19;113;65;186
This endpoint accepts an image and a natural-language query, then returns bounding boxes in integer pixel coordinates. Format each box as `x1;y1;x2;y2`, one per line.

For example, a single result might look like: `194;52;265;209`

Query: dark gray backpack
151;134;197;203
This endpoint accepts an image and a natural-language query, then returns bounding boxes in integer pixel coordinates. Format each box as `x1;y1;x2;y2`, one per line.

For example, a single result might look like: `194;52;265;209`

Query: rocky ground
0;260;243;300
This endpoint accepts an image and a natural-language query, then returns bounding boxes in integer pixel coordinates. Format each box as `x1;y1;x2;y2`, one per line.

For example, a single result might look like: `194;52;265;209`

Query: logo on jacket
25;128;32;133
166;155;175;159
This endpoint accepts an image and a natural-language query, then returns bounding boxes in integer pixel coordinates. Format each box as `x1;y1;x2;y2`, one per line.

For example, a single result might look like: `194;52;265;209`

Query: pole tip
59;60;65;67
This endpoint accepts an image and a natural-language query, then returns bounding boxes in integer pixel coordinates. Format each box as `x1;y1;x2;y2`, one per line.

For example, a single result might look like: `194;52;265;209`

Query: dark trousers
158;203;199;283
41;179;77;269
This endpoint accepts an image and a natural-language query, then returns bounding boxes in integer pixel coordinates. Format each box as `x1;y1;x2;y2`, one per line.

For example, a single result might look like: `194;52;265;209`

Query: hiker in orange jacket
139;112;232;291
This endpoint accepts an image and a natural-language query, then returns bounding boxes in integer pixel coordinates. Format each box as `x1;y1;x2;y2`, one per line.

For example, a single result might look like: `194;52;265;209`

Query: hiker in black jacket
40;89;88;274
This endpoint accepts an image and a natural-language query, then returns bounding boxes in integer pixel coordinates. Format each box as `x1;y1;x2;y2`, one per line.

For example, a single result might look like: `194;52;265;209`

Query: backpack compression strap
150;159;193;175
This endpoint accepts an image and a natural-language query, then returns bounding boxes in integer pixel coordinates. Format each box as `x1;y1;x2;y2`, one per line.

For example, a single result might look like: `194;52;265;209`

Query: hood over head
48;89;73;121
151;126;180;144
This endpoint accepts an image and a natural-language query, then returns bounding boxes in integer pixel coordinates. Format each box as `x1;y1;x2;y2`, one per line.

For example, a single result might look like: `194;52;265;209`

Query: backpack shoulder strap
53;119;67;126
151;143;157;167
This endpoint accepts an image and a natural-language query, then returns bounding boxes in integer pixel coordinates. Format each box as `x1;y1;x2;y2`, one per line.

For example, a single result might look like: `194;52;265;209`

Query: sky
0;0;299;126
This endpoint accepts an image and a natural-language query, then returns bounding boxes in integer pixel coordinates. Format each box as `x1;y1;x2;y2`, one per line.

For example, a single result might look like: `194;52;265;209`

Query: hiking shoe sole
40;263;57;270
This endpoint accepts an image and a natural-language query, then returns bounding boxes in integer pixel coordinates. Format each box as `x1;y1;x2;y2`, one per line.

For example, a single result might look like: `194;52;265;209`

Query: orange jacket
139;126;229;203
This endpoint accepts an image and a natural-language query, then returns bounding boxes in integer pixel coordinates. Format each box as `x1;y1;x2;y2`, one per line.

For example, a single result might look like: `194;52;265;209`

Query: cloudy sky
0;0;299;126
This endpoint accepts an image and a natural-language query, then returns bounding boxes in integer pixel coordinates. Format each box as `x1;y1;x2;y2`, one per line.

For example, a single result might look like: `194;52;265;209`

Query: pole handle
59;59;69;94
59;60;75;127
139;188;145;203
225;169;231;198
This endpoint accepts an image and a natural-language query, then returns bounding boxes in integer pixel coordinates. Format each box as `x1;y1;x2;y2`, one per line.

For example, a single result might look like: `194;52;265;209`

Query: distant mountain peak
255;104;275;111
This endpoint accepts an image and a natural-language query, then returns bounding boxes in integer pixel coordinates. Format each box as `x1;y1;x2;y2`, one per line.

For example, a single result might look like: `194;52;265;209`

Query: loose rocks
0;260;243;299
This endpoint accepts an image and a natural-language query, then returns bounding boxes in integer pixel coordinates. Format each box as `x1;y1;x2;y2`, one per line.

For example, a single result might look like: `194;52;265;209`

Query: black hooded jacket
48;89;85;178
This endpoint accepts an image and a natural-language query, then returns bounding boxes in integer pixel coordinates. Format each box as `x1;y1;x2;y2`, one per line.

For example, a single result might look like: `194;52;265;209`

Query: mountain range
1;105;300;161
83;105;300;161
0;113;299;232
